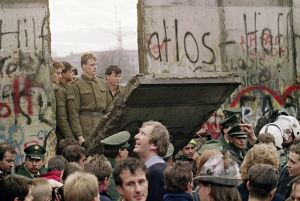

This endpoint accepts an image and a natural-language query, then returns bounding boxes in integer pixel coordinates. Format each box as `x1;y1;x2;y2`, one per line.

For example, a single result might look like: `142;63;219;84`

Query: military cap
24;144;46;159
228;124;247;138
197;140;223;155
193;153;241;186
100;131;130;150
162;143;174;161
219;107;242;127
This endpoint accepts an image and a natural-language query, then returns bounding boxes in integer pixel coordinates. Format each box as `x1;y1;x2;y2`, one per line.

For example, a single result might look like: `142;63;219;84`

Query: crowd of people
0;52;300;201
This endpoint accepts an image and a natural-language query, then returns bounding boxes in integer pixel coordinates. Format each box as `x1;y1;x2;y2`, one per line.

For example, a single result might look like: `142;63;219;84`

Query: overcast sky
49;0;138;57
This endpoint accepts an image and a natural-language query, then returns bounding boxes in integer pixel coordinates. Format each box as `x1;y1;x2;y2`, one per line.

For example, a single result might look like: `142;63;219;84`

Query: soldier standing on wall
105;65;124;105
55;61;76;143
67;53;112;145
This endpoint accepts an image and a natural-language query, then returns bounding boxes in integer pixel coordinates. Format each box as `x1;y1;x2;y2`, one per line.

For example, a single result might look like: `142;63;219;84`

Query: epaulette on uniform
96;76;104;80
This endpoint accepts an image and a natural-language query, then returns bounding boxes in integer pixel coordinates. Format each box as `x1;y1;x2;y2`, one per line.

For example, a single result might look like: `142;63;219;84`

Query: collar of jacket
81;74;98;83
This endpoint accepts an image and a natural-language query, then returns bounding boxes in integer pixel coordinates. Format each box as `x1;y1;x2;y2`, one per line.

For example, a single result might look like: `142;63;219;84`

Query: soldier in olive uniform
55;61;76;143
217;107;243;148
105;65;124;105
100;131;130;201
17;144;47;179
67;53;112;145
222;125;248;167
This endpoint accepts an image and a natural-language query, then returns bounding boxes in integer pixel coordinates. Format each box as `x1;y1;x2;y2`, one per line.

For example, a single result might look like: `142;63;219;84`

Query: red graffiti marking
0;103;11;117
230;85;300;107
24;141;38;148
12;78;20;114
25;79;33;115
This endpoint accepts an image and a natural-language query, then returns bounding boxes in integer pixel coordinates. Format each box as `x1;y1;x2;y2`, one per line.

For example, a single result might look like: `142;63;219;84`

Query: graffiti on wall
0;4;55;166
141;5;299;139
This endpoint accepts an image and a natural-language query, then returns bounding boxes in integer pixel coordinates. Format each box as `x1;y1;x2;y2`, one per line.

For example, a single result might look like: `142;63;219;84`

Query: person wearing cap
193;152;241;201
162;143;174;166
17;144;47;179
217;107;243;148
174;139;199;176
101;131;131;201
222;124;249;167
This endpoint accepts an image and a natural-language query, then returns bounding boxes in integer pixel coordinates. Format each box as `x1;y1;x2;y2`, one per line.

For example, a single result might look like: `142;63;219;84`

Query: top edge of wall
2;0;48;4
140;0;292;7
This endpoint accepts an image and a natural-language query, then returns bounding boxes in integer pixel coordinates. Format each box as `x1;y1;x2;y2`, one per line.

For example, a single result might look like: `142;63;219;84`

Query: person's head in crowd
61;61;74;84
196;149;222;176
162;143;174;165
241;144;279;182
64;171;100;201
193;152;241;201
291;175;300;201
105;65;122;87
228;125;247;153
257;133;276;148
219;108;242;138
52;60;64;84
294;137;300;145
62;145;86;168
181;139;197;160
113;158;149;201
56;138;78;156
134;120;169;162
0;174;33;201
258;123;287;149
164;161;193;194
72;68;78;80
0;143;16;174
84;154;112;188
81;52;98;79
247;164;279;201
60;163;83;184
287;144;300;178
24;145;46;175
101;131;130;162
47;155;68;172
31;178;52;201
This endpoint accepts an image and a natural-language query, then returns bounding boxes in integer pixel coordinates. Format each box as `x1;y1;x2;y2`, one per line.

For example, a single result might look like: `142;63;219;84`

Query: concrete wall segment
138;0;300;137
0;0;55;166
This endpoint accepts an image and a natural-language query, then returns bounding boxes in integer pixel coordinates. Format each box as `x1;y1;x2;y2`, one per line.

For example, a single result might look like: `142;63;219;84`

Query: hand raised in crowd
239;123;257;145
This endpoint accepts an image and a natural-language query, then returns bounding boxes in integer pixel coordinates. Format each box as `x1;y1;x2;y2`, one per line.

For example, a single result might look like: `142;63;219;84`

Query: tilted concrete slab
85;72;240;156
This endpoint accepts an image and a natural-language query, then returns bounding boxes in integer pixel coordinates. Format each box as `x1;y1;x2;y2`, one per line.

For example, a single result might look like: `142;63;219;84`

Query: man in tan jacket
67;53;112;145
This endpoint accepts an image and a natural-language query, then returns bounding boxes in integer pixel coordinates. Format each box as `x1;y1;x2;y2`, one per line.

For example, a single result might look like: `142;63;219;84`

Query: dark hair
72;68;78;75
61;61;74;73
104;148;124;159
61;163;83;183
201;181;241;201
0;143;16;161
248;164;279;199
56;138;78;155
62;145;86;163
291;144;300;158
48;155;68;172
164;161;192;192
113;158;148;186
257;133;275;146
0;174;32;201
105;65;122;75
84;155;112;183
